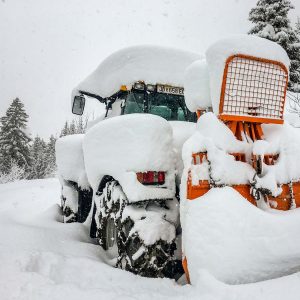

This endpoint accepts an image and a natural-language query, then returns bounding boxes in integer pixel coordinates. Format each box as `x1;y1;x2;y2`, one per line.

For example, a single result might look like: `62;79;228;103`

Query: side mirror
72;95;85;115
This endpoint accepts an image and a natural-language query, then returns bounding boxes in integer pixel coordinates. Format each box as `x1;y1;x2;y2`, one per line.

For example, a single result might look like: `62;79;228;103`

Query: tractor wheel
61;180;93;224
61;182;78;223
94;177;182;279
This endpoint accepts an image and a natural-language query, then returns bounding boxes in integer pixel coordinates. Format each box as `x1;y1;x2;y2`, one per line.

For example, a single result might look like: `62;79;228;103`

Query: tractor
56;36;300;283
56;45;200;279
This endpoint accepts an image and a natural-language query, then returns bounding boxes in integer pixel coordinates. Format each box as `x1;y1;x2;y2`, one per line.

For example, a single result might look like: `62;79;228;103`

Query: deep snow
182;187;300;284
1;178;300;300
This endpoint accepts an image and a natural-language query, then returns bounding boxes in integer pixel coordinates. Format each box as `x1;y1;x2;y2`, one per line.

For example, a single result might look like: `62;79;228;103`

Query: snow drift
55;134;89;189
183;187;300;284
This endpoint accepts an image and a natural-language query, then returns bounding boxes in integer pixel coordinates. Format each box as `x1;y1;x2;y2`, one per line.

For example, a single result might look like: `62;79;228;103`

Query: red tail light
136;171;165;185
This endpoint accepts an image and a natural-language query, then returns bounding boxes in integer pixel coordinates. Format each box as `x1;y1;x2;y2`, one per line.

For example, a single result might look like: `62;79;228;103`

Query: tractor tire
61;182;78;223
93;177;183;279
61;181;93;223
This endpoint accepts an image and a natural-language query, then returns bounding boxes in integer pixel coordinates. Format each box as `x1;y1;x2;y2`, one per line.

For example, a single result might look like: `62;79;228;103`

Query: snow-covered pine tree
28;136;48;179
0;98;31;174
249;0;300;92
75;116;88;134
60;117;88;137
69;119;76;135
296;17;300;36
44;135;57;177
294;17;300;92
60;121;70;137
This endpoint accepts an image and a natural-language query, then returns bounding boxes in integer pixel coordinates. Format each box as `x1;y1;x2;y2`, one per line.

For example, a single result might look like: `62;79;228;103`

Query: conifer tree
296;17;300;40
45;135;57;176
75;116;87;134
28;136;48;179
60;117;88;137
249;0;300;91
60;121;70;137
0;98;31;174
69;119;76;135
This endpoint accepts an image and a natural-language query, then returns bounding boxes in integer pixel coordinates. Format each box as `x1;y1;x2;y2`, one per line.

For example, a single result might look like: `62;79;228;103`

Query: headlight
134;82;145;91
146;84;156;92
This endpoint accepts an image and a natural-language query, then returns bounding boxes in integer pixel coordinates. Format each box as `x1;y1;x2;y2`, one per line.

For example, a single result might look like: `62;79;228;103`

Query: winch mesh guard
219;54;288;124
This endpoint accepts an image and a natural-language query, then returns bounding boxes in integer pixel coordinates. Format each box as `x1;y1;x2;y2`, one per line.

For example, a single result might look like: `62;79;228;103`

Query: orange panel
196;109;207;119
187;179;210;200
187;177;256;206
182;257;190;284
292;182;300;207
268;182;300;210
219;115;284;124
192;152;208;165
233;185;257;206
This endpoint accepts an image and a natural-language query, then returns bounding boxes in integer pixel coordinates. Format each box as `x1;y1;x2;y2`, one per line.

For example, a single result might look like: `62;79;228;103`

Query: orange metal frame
219;54;289;124
184;54;293;284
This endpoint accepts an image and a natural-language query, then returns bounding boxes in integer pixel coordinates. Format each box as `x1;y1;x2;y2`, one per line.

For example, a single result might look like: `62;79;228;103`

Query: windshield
123;91;196;122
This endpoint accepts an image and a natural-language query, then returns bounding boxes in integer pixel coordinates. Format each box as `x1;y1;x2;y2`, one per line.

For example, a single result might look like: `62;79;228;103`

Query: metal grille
222;56;287;120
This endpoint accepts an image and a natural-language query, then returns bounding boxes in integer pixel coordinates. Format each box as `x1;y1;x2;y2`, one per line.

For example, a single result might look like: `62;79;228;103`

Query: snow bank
206;35;290;114
55;135;89;189
73;45;201;100
183;187;300;284
169;121;196;183
184;59;211;112
2;179;300;299
83;114;175;202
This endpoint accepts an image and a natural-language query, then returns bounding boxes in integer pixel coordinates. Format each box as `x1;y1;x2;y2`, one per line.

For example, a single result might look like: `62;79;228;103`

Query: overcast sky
1;0;299;139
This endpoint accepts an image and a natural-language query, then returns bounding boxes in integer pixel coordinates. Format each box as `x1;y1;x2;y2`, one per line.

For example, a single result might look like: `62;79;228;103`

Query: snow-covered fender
55;134;89;189
83;113;176;202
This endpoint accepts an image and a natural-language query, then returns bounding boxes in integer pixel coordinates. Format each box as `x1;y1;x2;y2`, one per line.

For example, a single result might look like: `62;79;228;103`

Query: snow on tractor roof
72;45;202;100
206;35;290;116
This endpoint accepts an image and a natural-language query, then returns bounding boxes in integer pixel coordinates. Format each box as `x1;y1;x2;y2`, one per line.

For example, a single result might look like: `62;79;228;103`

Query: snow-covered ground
1;178;300;300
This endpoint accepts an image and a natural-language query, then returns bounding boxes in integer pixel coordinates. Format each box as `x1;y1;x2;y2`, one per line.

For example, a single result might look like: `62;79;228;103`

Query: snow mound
183;187;300;284
169;121;196;182
184;59;211;112
55;134;89;189
73;45;202;100
83;114;175;202
2;179;300;299
206;35;290;114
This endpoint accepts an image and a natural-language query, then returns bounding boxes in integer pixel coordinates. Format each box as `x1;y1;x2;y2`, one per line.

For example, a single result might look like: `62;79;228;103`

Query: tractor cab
73;81;197;122
122;82;196;122
71;45;201;123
